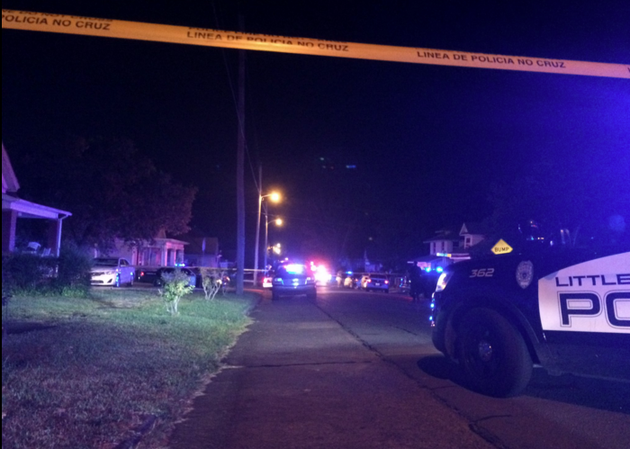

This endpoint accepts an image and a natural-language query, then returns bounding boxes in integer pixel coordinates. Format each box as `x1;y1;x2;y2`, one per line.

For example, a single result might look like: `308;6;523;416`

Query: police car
430;222;629;397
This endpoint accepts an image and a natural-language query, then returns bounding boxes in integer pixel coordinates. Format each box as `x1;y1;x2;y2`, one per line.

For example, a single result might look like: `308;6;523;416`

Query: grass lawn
2;288;257;449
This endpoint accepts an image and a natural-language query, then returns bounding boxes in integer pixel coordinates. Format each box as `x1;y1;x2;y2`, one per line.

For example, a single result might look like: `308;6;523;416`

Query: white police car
430;224;629;397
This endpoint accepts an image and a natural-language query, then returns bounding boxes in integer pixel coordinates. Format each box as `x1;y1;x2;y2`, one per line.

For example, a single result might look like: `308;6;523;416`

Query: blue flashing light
436;266;444;273
429;315;433;321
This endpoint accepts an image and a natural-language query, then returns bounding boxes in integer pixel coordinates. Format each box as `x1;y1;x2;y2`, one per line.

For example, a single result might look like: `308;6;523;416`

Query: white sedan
90;258;135;287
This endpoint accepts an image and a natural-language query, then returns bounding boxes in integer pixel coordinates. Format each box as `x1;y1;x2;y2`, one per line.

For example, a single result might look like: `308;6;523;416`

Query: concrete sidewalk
168;297;495;449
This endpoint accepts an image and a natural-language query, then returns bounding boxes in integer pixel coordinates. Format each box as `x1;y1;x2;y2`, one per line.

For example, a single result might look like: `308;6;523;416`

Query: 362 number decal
470;268;495;278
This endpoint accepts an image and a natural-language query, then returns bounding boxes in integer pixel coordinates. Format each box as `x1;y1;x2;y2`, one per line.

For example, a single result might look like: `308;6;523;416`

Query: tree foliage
14;136;197;251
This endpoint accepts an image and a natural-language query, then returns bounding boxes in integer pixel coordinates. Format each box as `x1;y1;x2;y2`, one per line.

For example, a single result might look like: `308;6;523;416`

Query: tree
13;136;197;251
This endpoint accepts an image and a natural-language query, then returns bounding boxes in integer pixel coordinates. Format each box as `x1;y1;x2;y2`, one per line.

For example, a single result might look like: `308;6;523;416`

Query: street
169;286;630;449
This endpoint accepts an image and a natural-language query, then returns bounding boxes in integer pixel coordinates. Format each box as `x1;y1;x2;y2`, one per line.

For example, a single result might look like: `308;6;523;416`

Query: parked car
361;274;390;292
271;263;317;300
154;267;197;288
261;271;273;289
343;273;361;289
136;267;159;284
91;258;135;287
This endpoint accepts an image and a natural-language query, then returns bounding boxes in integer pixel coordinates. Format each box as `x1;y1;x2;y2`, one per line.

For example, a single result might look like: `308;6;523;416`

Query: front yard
1;289;257;448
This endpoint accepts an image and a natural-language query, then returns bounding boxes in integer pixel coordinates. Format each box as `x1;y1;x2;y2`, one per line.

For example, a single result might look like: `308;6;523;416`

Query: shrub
2;244;92;296
53;243;92;295
1;253;56;294
158;269;195;315
199;267;222;300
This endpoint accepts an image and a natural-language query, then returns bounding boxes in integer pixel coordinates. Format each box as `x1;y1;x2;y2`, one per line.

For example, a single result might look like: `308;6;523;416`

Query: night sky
3;1;629;265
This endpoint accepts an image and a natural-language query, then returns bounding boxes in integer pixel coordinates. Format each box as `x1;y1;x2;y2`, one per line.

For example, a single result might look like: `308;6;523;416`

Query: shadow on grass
5;321;57;335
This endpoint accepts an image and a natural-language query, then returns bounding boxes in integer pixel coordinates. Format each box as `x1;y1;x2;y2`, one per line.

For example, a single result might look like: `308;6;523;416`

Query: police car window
568;214;629;252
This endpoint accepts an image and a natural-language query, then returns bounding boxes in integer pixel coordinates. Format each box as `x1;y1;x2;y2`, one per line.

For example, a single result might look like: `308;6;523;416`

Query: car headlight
435;272;453;292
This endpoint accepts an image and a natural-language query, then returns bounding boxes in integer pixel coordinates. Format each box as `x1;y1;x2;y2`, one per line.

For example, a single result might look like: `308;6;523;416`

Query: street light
264;215;282;273
254;190;281;284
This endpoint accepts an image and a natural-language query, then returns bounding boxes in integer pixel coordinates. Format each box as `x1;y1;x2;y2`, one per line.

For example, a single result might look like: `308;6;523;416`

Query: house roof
460;222;489;236
423;228;459;243
2;143;20;194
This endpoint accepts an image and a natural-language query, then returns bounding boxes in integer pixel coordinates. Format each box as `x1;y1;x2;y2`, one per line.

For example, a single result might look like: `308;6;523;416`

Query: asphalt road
168;286;630;449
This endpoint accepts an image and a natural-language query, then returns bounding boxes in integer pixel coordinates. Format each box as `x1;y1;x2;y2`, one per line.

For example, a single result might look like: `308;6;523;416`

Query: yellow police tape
3;9;629;79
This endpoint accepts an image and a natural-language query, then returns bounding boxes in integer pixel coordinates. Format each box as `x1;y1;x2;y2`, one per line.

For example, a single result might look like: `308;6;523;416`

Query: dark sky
3;1;629;263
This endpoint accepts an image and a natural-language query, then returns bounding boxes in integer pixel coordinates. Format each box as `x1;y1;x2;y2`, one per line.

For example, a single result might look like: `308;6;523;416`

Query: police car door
537;251;630;380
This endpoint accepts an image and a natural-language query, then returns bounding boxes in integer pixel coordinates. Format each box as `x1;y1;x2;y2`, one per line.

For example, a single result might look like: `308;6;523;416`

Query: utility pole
253;165;262;286
235;14;245;295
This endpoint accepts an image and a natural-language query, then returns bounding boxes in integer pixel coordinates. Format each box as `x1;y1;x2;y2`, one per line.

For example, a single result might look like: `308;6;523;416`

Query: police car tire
456;308;533;397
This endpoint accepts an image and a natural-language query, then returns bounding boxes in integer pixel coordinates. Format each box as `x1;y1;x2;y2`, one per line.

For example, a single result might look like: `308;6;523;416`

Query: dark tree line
12;136;198;252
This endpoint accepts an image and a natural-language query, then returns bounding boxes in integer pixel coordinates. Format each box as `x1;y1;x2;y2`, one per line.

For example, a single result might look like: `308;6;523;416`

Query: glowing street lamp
264;217;282;272
254;190;281;284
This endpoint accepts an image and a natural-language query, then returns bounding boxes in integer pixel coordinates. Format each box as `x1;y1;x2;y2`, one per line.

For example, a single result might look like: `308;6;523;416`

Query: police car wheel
456;308;532;397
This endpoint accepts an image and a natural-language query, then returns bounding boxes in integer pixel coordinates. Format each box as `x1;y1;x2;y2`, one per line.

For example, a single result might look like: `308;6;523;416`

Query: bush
2;253;56;294
199;267;223;300
2;245;92;296
159;269;195;315
53;243;92;295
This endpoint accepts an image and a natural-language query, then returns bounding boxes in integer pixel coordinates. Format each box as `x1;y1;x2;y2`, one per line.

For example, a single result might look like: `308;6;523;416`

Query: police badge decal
516;260;534;289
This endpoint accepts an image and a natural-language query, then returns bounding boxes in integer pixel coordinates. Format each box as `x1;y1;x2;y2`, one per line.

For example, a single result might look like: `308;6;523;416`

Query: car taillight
385;280;389;284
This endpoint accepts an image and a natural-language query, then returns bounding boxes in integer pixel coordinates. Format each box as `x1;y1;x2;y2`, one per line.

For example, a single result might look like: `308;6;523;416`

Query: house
459;222;488;249
2;143;72;257
448;222;489;262
409;228;461;272
96;230;189;267
410;222;489;270
181;235;221;268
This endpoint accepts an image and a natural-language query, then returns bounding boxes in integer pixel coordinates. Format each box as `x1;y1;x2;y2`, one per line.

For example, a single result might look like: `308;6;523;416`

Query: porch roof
2;193;72;220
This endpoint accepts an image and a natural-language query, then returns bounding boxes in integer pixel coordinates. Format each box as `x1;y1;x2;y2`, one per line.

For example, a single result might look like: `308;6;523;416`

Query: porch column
47;218;63;257
2;209;18;254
